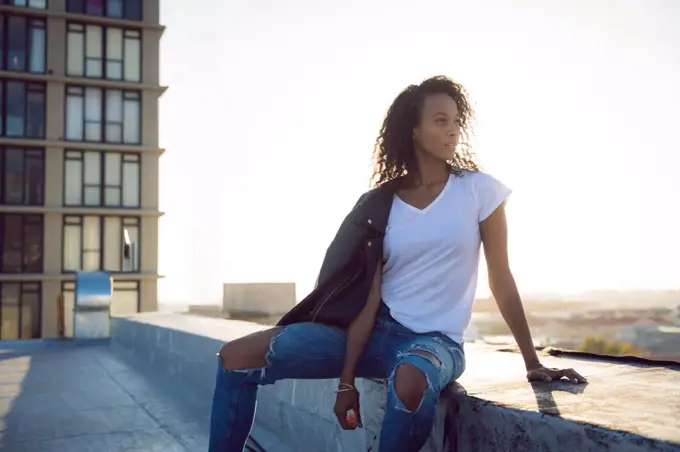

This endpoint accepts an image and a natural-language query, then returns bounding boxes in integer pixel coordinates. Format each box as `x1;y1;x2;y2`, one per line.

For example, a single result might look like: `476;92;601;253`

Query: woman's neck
409;152;450;189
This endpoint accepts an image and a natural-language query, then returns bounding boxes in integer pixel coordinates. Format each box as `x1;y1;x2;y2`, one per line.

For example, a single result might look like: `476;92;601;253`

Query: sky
156;0;680;305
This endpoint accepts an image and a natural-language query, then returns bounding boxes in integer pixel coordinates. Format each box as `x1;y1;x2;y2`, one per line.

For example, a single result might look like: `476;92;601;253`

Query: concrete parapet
110;313;680;451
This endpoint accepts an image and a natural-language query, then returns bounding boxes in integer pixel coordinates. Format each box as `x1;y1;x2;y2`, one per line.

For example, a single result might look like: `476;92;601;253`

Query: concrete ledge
111;313;680;452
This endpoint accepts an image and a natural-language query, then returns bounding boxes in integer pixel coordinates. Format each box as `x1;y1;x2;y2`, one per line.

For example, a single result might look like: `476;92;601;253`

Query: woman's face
412;93;461;162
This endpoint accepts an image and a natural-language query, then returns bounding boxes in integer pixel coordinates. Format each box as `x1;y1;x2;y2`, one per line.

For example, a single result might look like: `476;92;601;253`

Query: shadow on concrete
530;380;589;417
0;341;84;451
441;381;468;448
544;348;680;371
0;349;34;362
0;340;212;452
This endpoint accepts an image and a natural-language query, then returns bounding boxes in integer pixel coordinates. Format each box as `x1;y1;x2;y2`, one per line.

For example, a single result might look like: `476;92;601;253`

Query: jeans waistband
376;301;463;349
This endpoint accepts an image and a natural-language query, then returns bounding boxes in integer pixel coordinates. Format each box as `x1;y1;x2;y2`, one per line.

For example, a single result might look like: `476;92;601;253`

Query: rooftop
0;340;211;451
1;313;679;451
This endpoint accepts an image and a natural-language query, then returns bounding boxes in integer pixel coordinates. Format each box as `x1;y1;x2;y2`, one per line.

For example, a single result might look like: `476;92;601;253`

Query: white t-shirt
381;171;511;344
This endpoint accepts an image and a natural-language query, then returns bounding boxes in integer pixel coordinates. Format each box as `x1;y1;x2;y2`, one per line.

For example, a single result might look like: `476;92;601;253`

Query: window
0;80;45;138
0;1;47;9
63;215;139;272
67;0;141;21
110;280;138;315
65;86;140;143
64;150;140;207
0;14;46;73
0;282;41;340
0;214;42;273
67;23;141;81
0;147;44;205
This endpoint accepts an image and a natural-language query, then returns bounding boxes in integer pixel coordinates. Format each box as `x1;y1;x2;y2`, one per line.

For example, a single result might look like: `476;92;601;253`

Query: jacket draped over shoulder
277;181;398;328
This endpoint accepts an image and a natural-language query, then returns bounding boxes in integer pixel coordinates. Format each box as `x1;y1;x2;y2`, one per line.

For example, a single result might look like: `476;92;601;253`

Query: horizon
159;287;680;308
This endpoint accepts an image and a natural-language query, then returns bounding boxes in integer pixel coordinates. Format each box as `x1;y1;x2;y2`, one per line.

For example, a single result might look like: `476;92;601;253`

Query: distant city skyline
159;288;680;307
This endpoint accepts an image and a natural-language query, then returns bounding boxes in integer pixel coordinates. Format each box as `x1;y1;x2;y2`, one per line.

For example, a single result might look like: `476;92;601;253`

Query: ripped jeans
209;303;465;452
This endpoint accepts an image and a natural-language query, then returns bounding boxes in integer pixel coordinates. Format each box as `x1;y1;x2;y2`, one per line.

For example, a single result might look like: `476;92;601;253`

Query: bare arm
480;205;587;383
340;260;383;385
480;204;540;370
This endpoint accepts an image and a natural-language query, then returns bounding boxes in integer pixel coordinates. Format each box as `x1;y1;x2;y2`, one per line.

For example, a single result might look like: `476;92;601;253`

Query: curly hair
371;76;479;188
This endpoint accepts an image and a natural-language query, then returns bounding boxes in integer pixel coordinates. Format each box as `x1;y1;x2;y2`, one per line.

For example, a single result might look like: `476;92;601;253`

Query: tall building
0;0;163;340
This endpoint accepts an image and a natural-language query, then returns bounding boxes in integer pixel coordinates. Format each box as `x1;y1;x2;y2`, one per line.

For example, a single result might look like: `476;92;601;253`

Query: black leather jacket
277;180;400;328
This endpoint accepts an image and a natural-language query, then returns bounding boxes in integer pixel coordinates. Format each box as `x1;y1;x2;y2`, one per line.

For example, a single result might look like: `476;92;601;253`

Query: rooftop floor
0;340;210;452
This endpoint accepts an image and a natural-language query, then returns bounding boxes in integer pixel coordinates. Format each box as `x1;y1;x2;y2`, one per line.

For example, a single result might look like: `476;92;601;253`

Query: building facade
0;0;163;340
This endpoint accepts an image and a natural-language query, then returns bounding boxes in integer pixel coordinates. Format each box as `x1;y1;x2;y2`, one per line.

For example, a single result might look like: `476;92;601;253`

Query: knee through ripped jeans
209;303;465;452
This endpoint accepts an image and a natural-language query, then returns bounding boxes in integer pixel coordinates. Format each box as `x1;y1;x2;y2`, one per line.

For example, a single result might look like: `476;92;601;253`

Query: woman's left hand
526;364;587;384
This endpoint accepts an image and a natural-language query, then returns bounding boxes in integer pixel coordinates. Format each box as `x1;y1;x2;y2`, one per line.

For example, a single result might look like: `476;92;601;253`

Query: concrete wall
110;314;424;451
110;314;680;452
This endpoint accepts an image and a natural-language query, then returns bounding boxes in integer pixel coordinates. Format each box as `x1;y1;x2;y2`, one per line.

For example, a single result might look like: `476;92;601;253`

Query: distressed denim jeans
209;304;465;452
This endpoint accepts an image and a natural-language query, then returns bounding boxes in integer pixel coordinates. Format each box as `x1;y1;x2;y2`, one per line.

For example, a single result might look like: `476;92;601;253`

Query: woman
209;76;586;452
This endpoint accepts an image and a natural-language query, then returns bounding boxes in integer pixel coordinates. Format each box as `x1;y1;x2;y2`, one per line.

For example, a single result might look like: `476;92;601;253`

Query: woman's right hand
333;384;362;430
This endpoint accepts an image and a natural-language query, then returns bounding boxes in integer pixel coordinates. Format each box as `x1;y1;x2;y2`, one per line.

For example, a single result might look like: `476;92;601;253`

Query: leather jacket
277;179;400;328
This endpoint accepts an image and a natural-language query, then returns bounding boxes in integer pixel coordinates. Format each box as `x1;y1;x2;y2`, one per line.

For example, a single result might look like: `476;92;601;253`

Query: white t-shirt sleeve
474;172;512;222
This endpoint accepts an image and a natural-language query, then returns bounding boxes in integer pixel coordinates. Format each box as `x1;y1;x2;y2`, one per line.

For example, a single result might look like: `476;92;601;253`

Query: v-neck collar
395;175;453;214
